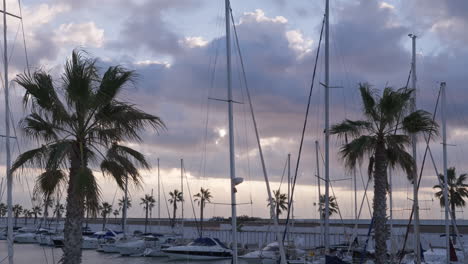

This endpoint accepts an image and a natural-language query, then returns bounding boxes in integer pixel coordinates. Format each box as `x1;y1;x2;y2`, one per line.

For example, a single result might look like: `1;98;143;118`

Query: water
0;241;241;264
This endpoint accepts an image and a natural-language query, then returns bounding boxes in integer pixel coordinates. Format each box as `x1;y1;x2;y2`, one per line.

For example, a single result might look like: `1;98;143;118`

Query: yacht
143;235;179;257
162;237;232;260
117;234;163;256
241;241;308;263
13;227;39;243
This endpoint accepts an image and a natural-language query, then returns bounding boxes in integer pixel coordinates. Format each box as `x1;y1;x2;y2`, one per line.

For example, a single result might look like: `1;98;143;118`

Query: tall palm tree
140;194;155;233
434;167;468;242
0;203;6;219
193;188;213;236
31;205;42;224
318;195;339;219
13;204;23;227
330;84;438;263
99;202;112;230
168;189;183;228
23;209;31;225
267;190;288;219
10;50;164;264
113;209;120;222
118;196;132;228
54;203;65;220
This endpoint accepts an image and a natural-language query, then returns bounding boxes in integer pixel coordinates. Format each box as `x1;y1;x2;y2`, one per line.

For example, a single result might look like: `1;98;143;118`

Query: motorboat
143;235;180;257
37;229;57;246
13;227;40;243
241;241;309;263
162;237;232;260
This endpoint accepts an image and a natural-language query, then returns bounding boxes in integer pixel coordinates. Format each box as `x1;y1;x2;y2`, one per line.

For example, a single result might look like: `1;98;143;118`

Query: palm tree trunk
145;205;149;233
172;204;176;228
103;215;106;230
373;141;389;264
200;202;204;237
62;155;85;264
451;201;456;244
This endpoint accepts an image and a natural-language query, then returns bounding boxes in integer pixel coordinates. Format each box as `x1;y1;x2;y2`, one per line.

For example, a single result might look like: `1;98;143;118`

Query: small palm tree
140;194;155;233
23;209;31;225
194;188;213;236
113;209;120;222
318;195;339;219
267;190;288;219
331;84;438;263
168;189;183;228
118;196;132;210
31;205;42;224
434;167;468;242
13;204;23;227
99;202;112;230
118;196;132;228
54;203;65;220
0;203;6;219
10;50;164;264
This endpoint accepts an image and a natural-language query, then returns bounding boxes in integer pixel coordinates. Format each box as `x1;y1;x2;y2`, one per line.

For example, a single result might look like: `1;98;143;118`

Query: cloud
54;22;105;48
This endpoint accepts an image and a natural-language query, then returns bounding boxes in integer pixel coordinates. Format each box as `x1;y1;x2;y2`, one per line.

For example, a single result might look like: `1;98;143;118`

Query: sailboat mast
315;141;324;246
225;1;238;263
324;0;330;253
181;159;184;223
3;0;13;262
441;82;450;263
409;33;421;264
158;158;160;227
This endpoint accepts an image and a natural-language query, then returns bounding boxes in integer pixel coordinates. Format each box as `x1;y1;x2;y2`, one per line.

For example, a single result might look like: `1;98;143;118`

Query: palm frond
339;135;376;170
330;119;373;139
358;83;379;121
34;170;67;201
402;110;439;136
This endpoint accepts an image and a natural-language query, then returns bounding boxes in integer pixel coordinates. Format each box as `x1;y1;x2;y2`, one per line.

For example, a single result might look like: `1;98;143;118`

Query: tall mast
389;169;394;258
180;159;184;225
315;141;324;246
324;0;330;253
409;33;421;264
287;154;290;242
158;158;160;228
225;1;238;263
441;82;450;263
3;0;13;261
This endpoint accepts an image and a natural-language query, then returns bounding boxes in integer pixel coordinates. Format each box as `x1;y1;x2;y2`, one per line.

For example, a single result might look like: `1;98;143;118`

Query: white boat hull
165;251;232;260
82;237;99;249
143;248;167;257
118;240;146;256
14;233;37;244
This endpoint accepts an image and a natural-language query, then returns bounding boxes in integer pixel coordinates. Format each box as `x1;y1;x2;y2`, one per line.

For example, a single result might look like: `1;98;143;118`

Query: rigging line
17;0;30;73
278;156;288;191
282;15;326;242
359;164;372;216
182;165;201;237
398;84;441;263
9;95;35;208
159;175;171;220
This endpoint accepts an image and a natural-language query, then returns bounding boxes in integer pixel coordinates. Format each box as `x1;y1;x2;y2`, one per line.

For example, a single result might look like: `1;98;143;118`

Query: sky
1;0;468;221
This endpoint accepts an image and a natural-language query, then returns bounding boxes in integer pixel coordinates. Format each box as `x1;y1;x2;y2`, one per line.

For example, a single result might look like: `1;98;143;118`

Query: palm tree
433;167;468;242
267;190;288;219
140;194;155;233
118;196;132;210
23;209;31;225
10;50;164;263
54;203;65;220
13;204;23;227
99;202;112;230
113;209;119;222
193;188;213;236
118;196;132;228
168;189;183;228
31;205;42;224
0;203;6;219
318;195;339;219
330;84;438;263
